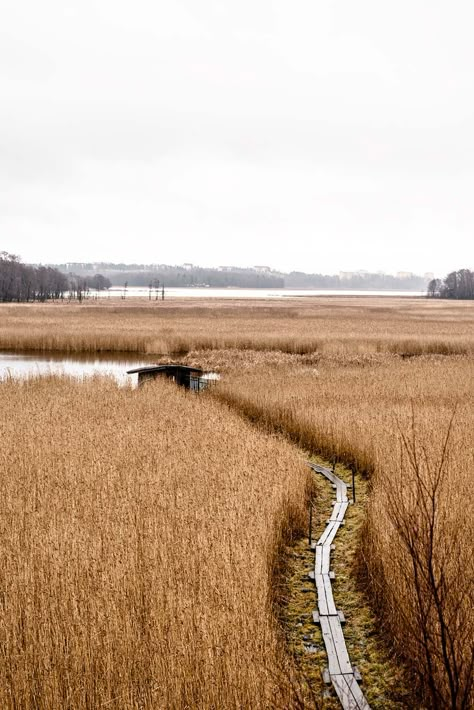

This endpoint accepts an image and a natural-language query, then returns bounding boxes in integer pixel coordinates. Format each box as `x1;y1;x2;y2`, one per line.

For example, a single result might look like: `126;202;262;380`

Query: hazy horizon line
30;259;440;279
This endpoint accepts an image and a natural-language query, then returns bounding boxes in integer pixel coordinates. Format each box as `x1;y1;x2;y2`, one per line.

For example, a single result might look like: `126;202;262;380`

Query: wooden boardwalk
308;462;371;710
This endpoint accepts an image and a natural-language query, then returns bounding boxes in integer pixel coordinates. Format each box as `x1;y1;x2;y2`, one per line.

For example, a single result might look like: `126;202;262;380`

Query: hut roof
126;363;203;375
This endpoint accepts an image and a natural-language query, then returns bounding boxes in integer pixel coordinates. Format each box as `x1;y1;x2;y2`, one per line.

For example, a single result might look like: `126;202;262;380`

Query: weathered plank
343;675;371;710
333;501;349;521
317;520;338;546
309;462;334;478
332;674;371;710
332;675;362;710
331;502;345;520
323;574;337;615
321;544;331;574
315;545;323;575
309;463;343;491
316;573;338;617
307;461;371;710
320;617;342;675
323;521;341;547
316;574;329;616
315;545;331;574
328;615;353;674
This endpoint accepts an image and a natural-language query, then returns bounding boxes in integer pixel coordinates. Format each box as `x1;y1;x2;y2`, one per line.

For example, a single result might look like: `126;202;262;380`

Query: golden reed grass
215;355;474;708
0;297;472;356
1;297;473;707
0;376;311;709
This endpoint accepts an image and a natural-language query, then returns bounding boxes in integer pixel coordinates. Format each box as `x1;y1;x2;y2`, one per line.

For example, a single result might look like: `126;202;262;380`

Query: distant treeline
103;268;284;289
3;255;435;297
427;269;474;299
54;263;284;289
0;252;68;301
0;253;111;302
54;262;429;291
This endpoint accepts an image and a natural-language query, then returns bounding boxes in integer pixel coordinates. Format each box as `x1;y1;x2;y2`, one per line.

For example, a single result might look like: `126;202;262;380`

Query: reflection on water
0;352;155;385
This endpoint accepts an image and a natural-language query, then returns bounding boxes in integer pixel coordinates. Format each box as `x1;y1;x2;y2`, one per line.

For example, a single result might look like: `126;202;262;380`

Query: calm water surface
0;352;220;386
103;287;425;299
0;352;154;385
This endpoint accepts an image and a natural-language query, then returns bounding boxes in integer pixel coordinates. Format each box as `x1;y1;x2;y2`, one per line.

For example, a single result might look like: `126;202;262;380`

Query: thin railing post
308;503;313;546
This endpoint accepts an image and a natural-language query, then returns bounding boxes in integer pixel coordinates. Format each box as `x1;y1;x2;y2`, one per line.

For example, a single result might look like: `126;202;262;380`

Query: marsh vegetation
0;376;311;708
1;296;472;708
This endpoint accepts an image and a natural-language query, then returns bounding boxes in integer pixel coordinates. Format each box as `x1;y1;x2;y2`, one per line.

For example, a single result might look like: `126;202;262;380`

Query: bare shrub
375;409;474;708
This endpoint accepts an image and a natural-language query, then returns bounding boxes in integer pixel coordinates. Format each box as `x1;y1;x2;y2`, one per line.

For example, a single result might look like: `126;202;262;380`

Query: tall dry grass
0;298;472;357
2;298;473;707
0;376;311;709
214;355;474;707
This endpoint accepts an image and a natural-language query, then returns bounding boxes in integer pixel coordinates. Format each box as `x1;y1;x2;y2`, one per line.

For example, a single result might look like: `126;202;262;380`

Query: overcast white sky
1;1;473;275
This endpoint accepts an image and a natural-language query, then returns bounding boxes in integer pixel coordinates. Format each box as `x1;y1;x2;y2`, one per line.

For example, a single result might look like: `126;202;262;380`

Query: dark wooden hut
127;363;204;389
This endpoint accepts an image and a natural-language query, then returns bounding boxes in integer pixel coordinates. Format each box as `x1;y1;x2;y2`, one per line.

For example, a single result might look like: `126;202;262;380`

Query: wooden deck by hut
127;364;215;391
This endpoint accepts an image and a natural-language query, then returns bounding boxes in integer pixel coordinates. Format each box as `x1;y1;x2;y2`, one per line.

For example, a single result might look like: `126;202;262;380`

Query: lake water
0;352;153;385
98;287;426;299
0;352;220;386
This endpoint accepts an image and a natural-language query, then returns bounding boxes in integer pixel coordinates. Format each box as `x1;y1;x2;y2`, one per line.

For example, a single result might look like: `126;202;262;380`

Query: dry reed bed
0;376;311;709
0;299;472;357
2;299;473;707
214;355;474;708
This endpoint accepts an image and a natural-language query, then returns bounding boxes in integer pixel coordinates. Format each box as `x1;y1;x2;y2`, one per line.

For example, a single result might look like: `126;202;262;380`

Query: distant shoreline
102;286;426;299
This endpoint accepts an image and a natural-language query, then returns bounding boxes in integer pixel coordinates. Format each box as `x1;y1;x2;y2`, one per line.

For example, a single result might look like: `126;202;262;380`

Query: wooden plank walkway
308;462;371;710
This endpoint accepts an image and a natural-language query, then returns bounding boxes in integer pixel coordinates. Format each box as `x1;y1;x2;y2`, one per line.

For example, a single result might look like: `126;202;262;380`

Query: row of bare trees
68;273;112;302
427;269;474;299
0;253;111;302
0;252;68;302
